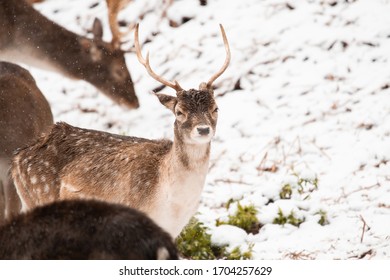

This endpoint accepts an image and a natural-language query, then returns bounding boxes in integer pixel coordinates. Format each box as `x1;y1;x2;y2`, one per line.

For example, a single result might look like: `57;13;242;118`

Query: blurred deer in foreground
0;0;139;108
0;61;53;224
12;24;230;238
0;199;178;260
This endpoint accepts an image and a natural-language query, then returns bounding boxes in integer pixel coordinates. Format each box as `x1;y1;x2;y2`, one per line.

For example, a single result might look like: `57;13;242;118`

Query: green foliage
225;244;254;260
176;217;254;260
216;203;261;234
297;176;318;194
316;210;329;226
176;218;216;260
280;172;318;199
273;208;305;227
280;184;293;199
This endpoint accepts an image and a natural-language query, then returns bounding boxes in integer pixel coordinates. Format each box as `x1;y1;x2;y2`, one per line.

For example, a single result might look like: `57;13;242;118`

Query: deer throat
148;141;211;237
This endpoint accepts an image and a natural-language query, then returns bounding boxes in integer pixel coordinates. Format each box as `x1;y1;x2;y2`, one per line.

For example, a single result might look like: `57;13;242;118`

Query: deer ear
92;18;103;41
156;94;177;112
79;38;102;62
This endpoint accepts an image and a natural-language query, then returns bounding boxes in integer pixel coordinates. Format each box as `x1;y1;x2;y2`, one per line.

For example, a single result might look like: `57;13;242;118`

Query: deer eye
213;107;219;113
176;110;184;116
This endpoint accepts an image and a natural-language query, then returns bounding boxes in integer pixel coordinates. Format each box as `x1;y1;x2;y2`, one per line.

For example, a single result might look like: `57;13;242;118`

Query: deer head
134;23;231;145
76;18;139;108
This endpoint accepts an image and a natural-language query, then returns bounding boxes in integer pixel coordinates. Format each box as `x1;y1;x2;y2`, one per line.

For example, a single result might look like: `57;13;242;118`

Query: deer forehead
176;89;216;112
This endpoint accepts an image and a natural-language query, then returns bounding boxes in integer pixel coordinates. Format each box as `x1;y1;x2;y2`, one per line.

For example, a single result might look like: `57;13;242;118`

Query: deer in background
0;199;178;259
0;61;53;224
0;0;139;108
11;23;230;238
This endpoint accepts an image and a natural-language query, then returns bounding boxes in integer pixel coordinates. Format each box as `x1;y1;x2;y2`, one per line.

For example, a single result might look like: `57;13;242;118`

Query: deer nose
197;126;210;136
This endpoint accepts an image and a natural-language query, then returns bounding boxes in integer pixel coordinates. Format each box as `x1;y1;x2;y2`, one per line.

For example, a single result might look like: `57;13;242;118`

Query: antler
134;23;183;92
205;24;231;89
107;0;133;49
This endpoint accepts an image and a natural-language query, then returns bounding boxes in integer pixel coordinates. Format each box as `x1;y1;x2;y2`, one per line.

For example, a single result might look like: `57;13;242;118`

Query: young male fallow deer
0;199;178;260
0;61;53;224
0;0;139;108
11;24;231;238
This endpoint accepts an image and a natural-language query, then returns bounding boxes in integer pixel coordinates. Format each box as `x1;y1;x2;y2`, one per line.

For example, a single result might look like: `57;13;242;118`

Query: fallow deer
0;199;178;259
0;61;53;224
0;0;139;108
11;24;231;238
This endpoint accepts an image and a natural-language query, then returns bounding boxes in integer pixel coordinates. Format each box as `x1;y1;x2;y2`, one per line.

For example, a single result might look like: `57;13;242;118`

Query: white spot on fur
44;161;49;167
44;184;50;193
61;182;81;193
41;176;46;182
30;176;37;184
157;247;170;260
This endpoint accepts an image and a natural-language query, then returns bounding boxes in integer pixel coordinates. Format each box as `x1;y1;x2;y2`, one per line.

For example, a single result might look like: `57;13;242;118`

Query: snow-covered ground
26;0;389;259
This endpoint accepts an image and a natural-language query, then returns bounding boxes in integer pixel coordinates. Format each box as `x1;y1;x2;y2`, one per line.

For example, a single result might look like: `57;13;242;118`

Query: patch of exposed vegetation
316;210;330;226
273;208;305;227
176;218;253;260
279;172;318;200
217;202;261;234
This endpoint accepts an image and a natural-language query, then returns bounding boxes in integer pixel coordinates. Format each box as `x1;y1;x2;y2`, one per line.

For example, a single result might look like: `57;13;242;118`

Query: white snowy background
24;0;390;259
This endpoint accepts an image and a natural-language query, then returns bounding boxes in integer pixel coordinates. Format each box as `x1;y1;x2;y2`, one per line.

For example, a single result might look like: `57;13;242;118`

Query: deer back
11;122;173;211
0;199;178;259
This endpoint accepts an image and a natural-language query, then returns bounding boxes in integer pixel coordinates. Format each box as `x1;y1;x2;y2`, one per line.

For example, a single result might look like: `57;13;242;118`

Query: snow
210;225;247;247
21;0;390;259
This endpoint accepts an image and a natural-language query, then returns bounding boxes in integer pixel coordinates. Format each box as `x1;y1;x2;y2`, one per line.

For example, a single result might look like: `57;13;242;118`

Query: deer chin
187;130;214;145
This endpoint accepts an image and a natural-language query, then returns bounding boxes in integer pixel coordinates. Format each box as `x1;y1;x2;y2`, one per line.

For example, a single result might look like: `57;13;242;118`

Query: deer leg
0;180;5;224
3;179;22;220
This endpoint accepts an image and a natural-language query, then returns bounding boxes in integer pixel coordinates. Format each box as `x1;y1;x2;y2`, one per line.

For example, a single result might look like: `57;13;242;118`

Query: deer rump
0;199;178;260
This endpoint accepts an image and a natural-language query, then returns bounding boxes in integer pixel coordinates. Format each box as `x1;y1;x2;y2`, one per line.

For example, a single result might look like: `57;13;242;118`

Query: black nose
197;127;210;136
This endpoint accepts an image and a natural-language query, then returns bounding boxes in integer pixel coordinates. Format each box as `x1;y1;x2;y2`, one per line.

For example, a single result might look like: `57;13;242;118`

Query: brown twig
335;182;381;203
359;215;370;243
208;149;227;172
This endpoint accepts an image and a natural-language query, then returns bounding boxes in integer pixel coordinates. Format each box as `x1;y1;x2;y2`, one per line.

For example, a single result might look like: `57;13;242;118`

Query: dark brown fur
0;61;53;224
0;0;139;108
0;199;178;259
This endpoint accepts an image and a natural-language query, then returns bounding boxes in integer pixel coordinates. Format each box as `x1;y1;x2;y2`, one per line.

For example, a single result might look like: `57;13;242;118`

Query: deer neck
172;135;211;172
0;1;88;79
152;133;211;237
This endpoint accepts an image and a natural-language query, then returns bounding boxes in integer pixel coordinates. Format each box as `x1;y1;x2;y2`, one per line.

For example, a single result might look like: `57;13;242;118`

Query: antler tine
206;24;231;89
107;0;133;49
134;24;183;92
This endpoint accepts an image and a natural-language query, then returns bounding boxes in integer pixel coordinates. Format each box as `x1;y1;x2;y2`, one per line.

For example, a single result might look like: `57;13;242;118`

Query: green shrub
176;217;254;260
316;210;329;226
280;184;293;199
225;244;254;260
280;172;318;200
176;218;217;260
216;203;261;234
273;208;305;227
